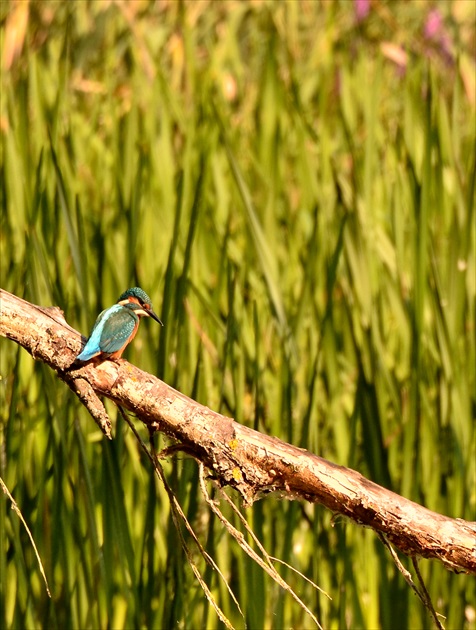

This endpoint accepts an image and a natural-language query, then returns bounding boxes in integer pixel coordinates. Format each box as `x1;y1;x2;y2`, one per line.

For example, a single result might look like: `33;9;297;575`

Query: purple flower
425;9;443;39
354;0;370;22
424;8;453;63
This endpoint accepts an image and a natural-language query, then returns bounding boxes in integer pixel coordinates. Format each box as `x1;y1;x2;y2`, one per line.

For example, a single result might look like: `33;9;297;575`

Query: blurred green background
1;1;475;628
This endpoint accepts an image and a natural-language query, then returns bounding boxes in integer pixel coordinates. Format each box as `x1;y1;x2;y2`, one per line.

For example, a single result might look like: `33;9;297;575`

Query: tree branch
1;288;475;575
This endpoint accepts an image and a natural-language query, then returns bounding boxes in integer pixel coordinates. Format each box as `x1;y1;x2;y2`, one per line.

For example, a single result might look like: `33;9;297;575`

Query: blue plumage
76;287;163;362
76;305;136;360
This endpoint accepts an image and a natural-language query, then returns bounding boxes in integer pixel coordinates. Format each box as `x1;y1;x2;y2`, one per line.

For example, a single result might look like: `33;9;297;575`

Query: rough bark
1;288;475;575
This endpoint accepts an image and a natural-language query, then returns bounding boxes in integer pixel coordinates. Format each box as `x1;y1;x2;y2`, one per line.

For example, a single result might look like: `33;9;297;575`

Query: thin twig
269;556;331;598
0;476;51;598
378;532;445;630
218;486;330;599
198;463;324;630
377;531;419;591
117;406;243;629
412;556;445;630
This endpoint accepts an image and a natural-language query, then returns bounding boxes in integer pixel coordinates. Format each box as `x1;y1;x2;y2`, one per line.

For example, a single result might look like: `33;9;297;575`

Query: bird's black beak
148;309;164;326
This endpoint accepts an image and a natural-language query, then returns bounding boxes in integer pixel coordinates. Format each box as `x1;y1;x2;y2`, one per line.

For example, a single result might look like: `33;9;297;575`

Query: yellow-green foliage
1;2;475;628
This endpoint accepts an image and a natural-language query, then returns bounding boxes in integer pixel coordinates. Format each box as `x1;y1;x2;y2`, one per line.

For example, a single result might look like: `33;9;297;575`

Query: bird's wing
76;307;112;360
98;307;137;354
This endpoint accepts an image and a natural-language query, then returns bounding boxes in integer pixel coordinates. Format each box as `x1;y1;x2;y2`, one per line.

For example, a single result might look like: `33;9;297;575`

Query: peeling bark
1;288;475;575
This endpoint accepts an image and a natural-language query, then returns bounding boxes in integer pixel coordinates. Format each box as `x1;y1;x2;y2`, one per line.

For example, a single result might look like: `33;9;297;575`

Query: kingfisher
76;287;163;362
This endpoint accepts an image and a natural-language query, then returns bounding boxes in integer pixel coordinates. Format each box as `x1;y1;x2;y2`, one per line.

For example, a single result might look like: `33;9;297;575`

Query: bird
76;287;163;362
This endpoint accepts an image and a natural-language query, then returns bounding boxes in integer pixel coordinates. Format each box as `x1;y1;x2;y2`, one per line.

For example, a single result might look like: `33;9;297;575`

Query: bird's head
117;287;164;325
